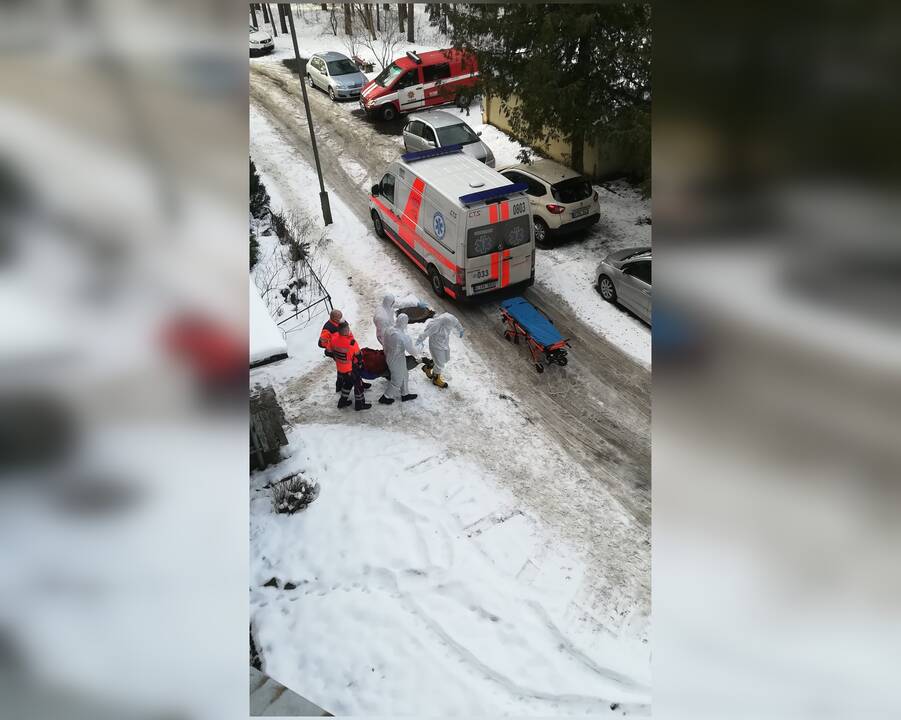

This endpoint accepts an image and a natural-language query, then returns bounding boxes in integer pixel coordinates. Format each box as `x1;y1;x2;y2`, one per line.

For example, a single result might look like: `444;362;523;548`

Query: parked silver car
596;248;652;324
402;110;495;167
306;51;367;100
249;26;273;56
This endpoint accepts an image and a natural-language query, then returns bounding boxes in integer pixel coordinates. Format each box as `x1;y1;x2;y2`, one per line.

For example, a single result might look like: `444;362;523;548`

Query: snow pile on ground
249;151;359;389
251;425;650;717
249;276;287;366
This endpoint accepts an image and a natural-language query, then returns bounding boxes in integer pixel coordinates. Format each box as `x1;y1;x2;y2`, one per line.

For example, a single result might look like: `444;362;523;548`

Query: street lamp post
284;5;333;226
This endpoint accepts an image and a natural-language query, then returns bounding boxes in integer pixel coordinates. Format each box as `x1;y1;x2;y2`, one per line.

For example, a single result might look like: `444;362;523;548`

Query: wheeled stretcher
499;296;570;373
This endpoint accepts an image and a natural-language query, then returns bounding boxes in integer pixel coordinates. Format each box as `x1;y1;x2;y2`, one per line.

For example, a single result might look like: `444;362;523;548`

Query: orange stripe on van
501;249;511;287
489;252;499;280
371;195;459;274
500;201;510;221
488;204;498;224
403;177;426;227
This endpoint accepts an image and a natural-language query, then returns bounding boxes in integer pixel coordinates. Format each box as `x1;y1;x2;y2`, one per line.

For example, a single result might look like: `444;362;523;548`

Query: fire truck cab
360;48;479;122
369;146;536;300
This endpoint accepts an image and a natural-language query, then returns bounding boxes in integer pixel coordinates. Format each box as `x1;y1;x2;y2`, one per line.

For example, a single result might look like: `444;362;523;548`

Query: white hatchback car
499;159;600;245
249;26;273;56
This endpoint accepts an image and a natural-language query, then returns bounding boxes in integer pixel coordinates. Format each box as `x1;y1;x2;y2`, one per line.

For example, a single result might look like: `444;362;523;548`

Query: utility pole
284;5;333;226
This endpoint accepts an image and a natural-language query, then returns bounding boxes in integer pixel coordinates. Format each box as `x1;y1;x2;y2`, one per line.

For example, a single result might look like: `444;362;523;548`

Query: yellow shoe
432;374;448;389
422;365;433;379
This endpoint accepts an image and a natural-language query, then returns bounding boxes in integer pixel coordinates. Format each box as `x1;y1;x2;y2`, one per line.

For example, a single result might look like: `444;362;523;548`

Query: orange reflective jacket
319;320;340;350
330;332;360;373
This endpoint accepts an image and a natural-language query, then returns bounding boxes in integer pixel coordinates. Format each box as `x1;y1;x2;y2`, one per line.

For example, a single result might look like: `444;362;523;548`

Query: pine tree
446;4;650;183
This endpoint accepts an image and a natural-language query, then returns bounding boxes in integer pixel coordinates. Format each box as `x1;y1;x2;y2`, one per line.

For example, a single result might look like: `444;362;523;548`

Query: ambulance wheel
428;265;445;298
371;210;386;239
456;92;472;109
380;104;398;122
533;218;550;248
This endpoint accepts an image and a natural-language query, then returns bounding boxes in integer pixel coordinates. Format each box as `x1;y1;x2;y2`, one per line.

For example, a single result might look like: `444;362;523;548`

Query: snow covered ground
249;103;651;714
251;425;650;716
249;9;651;713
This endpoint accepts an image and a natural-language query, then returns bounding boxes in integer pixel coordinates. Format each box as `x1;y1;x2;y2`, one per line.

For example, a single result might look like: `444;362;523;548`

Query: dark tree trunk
321;3;328;9
266;4;277;36
406;3;414;42
344;3;352;34
570;32;592;174
278;4;288;34
262;3;269;24
439;3;448;33
398;3;405;32
250;3;258;28
375;3;380;32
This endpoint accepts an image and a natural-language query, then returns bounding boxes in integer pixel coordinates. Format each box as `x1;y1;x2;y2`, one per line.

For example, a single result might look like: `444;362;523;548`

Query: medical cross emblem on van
433;212;446;239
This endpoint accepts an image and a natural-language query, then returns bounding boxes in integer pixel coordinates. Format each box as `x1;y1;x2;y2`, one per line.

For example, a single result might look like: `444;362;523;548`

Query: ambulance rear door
463;191;533;295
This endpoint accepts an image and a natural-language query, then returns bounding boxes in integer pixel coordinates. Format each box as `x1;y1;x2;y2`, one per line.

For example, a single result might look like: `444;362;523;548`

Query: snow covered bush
271;473;320;515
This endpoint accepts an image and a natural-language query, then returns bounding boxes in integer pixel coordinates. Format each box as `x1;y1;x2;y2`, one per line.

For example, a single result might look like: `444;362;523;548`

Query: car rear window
551;177;592;203
467;215;531;258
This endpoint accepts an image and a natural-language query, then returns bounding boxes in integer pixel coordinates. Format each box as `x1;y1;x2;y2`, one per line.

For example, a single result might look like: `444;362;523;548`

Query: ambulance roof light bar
459;182;529;207
406;50;422;64
401;144;463;163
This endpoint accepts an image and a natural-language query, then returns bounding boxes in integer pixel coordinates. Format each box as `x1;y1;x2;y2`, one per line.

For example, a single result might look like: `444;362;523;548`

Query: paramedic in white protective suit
378;314;418;405
373;294;395;347
416;313;464;389
374;292;428;347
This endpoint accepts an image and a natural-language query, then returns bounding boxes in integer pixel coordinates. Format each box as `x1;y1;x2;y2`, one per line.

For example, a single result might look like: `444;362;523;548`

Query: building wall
482;93;644;180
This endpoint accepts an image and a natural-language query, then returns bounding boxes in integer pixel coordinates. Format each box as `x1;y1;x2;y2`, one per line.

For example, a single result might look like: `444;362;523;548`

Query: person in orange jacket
320;308;370;394
330;321;371;411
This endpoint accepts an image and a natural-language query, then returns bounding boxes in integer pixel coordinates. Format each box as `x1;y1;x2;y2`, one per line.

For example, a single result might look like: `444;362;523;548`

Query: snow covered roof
249;277;288;368
398;152;516;209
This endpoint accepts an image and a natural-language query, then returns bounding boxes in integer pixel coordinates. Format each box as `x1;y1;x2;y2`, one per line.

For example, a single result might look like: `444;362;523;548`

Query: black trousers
338;370;365;401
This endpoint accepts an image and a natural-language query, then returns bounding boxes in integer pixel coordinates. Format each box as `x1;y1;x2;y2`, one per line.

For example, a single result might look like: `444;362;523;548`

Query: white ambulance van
368;145;535;300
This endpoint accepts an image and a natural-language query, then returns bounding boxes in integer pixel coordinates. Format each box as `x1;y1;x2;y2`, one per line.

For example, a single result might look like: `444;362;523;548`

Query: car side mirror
477;131;483;137
425;139;435;148
371;183;380;196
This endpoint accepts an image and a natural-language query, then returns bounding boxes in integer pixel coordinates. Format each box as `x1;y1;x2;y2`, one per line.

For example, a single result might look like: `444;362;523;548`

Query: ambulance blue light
458;182;529;206
401;144;464;163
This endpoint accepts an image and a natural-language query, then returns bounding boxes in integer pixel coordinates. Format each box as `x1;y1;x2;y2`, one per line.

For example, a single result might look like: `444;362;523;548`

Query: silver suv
402;110;495;167
306;51;368;101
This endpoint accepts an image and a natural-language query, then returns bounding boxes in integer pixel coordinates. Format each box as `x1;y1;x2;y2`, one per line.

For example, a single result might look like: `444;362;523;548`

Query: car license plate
572;206;589;219
472;279;497;292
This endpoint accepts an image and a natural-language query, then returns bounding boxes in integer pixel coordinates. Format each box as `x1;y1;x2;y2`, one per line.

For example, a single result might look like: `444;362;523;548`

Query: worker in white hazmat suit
373;293;395;348
374;292;429;347
378;314;418;405
416;313;464;389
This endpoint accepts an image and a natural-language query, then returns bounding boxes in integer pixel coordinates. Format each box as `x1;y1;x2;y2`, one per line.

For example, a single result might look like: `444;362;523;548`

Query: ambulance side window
396;70;419;89
423;63;450;83
380;174;395;204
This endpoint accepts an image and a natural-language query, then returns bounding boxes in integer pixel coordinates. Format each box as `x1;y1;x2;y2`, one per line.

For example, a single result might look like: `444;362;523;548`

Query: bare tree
344;4;402;71
278;4;288;33
343;3;352;34
250;3;258;28
398;2;405;32
406;3;414;42
328;4;338;36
